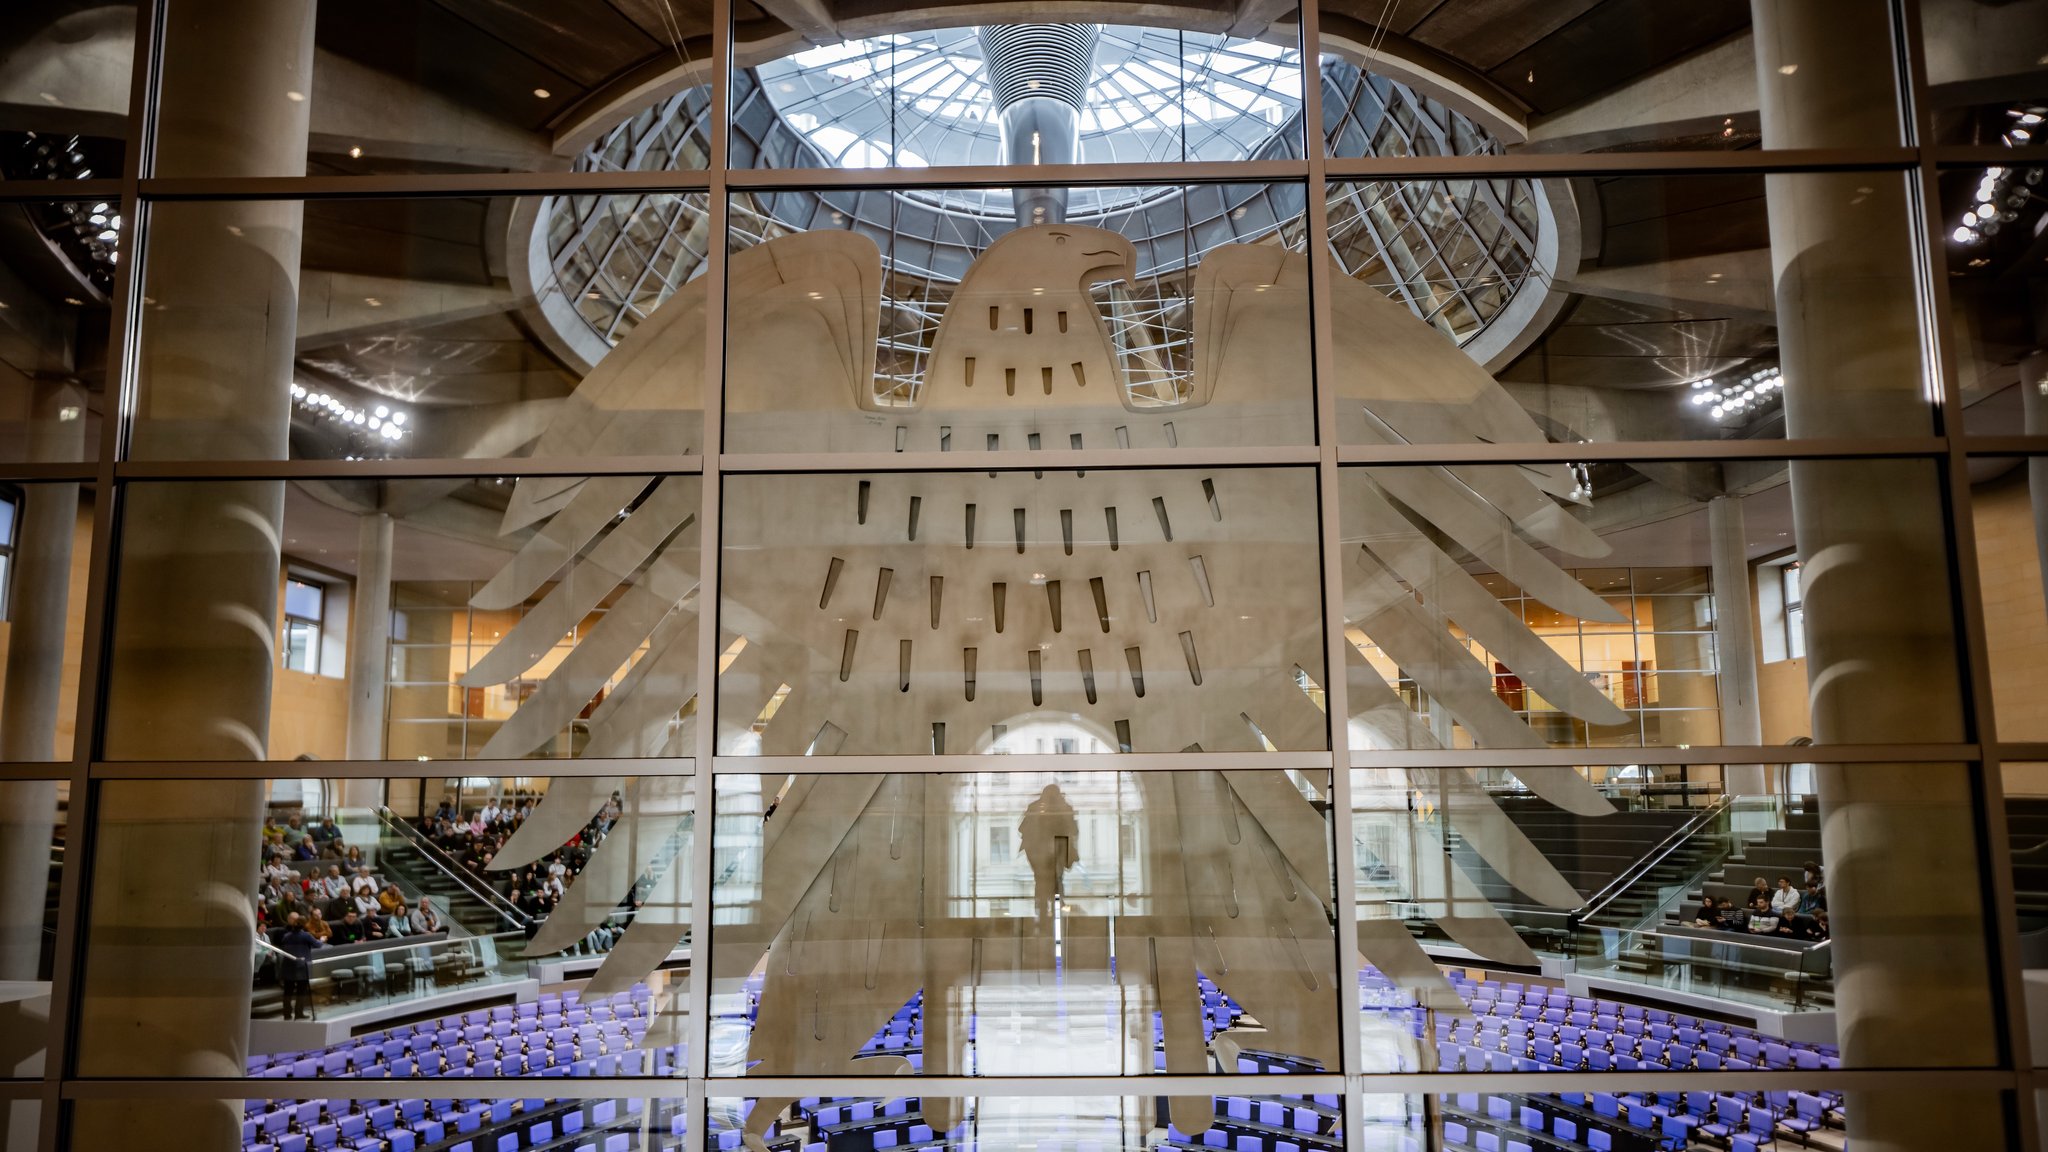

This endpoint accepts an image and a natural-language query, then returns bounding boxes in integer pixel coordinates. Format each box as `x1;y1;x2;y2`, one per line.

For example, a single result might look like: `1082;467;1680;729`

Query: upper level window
0;489;17;621
1781;562;1806;660
282;576;324;673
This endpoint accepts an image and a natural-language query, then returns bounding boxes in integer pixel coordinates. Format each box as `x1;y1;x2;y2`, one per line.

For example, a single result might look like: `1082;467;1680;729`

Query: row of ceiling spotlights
289;382;408;440
1952;158;2042;245
1688;365;1783;422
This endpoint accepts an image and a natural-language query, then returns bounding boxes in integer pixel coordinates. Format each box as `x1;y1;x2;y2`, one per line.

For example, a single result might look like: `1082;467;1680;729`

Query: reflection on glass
1919;3;2046;149
736;22;1304;172
130;195;718;462
0;483;93;761
1354;761;1998;1077
1318;2;1917;156
151;0;710;177
0;198;109;463
1946;165;2047;420
1329;173;1933;446
1342;459;1963;750
1966;460;2048;741
0;780;62;1080
1428;1083;1868;1152
78;776;693;1080
721;184;1314;454
2000;764;2048;963
1;5;135;169
72;1095;683;1152
106;476;700;760
712;1094;1365;1152
719;469;1325;755
709;771;1338;1093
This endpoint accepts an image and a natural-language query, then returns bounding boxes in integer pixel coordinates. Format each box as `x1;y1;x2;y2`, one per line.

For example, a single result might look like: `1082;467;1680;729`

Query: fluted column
73;3;314;1148
1754;2;2002;1146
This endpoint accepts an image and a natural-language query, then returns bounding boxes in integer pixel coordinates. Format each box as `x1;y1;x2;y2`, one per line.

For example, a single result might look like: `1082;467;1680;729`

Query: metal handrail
374;808;531;928
1621;926;1833;974
1569;794;1734;928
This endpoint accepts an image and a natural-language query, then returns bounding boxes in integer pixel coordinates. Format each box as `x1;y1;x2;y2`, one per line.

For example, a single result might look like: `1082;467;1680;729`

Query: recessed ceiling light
533;88;551;99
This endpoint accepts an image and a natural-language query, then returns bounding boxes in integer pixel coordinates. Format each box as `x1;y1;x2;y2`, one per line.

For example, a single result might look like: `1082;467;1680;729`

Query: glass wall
1;0;2040;1149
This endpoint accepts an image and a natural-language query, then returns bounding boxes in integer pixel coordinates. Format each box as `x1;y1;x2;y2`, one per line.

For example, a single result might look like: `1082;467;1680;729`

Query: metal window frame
13;1;2045;1148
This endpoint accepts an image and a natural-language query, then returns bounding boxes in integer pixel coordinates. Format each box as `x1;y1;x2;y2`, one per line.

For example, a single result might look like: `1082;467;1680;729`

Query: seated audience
1745;892;1778;935
330;909;368;945
1797;881;1826;917
408;897;441;936
1771;876;1801;916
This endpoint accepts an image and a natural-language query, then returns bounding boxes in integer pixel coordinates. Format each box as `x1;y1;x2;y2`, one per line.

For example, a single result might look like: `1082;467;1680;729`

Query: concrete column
1708;496;1766;793
0;781;54;983
345;511;392;760
1754;2;2004;1144
74;3;314;1147
1;381;86;761
0;383;84;1091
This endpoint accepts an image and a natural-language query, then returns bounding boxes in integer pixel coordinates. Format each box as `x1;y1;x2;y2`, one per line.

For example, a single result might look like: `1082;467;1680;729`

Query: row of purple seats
245;1096;665;1152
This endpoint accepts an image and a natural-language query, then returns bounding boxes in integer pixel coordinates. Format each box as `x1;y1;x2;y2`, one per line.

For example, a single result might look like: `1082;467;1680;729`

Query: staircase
1577;824;1732;933
1392;795;1734;955
370;812;529;951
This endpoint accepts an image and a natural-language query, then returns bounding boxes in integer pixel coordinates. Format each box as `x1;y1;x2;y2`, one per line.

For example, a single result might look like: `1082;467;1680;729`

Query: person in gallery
269;912;321;1021
1019;783;1081;922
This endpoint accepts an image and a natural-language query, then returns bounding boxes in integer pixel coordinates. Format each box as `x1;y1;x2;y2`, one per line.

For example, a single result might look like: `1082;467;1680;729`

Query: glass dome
755;26;1302;167
533;31;1557;382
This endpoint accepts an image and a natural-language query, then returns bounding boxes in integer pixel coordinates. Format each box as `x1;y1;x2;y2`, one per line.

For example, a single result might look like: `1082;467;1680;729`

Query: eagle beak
1081;237;1137;286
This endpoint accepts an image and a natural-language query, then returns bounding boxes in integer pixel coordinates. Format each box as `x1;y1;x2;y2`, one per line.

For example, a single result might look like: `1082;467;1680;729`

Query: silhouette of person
1019;783;1080;921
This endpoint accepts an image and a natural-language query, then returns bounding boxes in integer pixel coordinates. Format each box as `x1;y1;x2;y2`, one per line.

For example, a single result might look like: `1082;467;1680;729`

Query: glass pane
732;17;1304;173
712;1094;1370;1152
0;780;63;1080
1330;171;1933;446
1424;1084;2008;1152
104;475;700;761
1966;457;2048;741
2;4;137;171
0;198;114;463
1357;764;2000;1072
151;1;710;177
75;774;694;1079
284;577;323;621
722;182;1313;454
282;617;317;674
1919;3;2048;148
1947;167;2047;420
126;194;714;462
1320;0;1904;154
718;468;1326;755
0;482;95;761
710;770;1339;1078
2000;762;2048;972
69;1095;681;1152
1341;457;1962;750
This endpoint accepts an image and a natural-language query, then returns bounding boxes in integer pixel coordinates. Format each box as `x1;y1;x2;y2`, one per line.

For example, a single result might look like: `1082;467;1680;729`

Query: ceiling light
533;88;551;99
